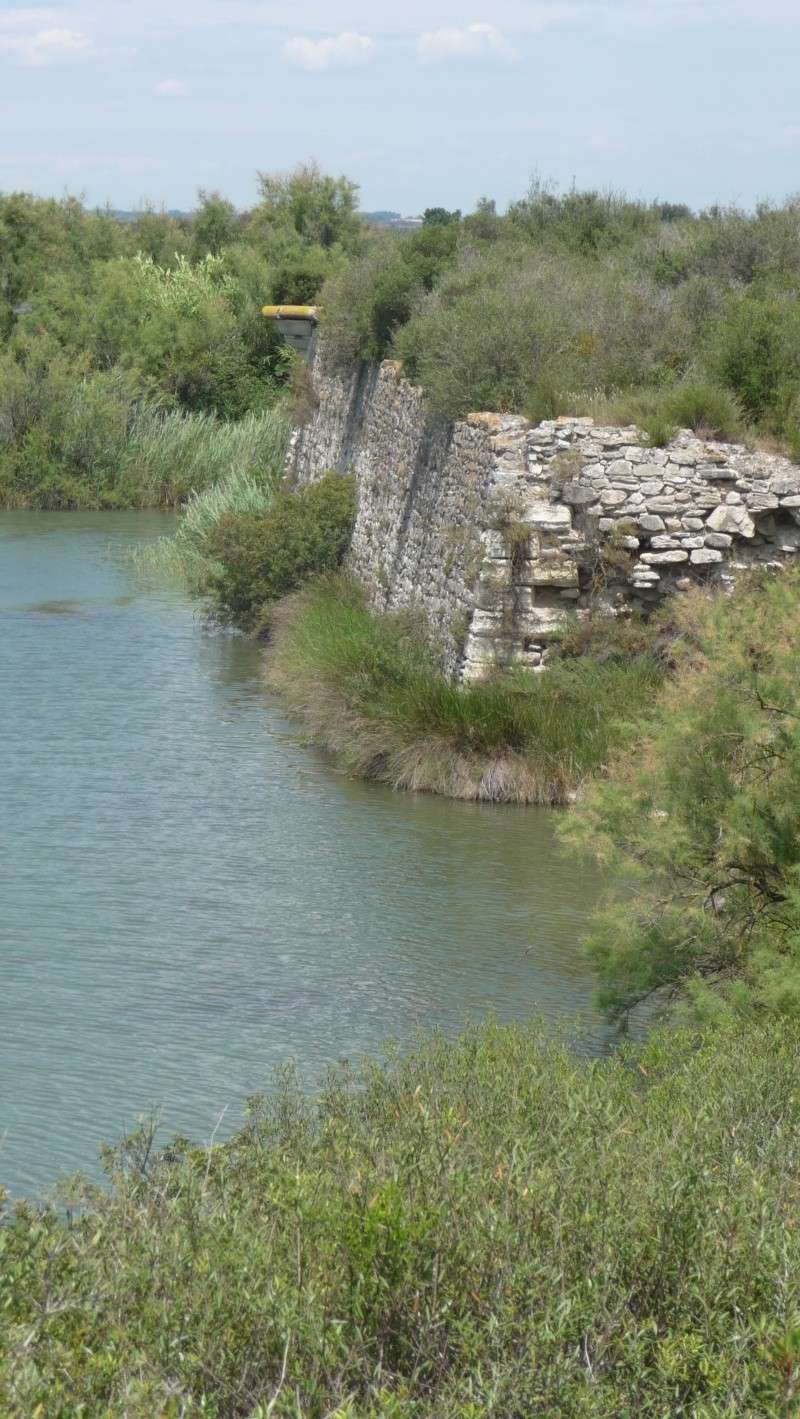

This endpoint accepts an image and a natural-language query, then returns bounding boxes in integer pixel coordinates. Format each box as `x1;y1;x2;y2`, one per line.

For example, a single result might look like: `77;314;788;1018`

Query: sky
1;0;799;215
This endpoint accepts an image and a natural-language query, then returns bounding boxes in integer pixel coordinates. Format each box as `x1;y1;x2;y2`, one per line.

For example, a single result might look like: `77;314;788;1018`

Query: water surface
1;512;605;1196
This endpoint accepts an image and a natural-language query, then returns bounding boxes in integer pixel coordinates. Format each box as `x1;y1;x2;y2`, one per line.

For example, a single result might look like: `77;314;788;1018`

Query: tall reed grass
133;406;289;583
123;404;289;506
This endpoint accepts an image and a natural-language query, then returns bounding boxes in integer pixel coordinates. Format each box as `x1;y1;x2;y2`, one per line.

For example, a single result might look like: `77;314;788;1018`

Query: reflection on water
1;511;606;1197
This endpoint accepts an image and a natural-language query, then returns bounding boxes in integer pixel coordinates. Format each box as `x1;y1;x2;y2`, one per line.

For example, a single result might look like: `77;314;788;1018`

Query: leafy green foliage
0;165;357;507
564;570;800;1020
251;160;363;252
322;186;800;448
267;577;661;802
322;223;460;364
190;188;241;259
205;474;357;629
710;291;800;424
2;1018;800;1416
0;326;289;509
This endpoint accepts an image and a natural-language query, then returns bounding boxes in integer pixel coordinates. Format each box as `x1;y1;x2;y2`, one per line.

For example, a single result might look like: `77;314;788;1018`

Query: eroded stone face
706;503;756;539
289;349;800;680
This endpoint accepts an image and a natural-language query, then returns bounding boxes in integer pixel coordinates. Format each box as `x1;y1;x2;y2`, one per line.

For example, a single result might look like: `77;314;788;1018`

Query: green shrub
661;379;744;439
3;1018;800;1417
267;577;662;802
0;336;140;508
564;569;800;1021
709;292;800;425
392;248;692;421
322;223;460;365
638;411;677;447
0;333;289;511
205;474;357;628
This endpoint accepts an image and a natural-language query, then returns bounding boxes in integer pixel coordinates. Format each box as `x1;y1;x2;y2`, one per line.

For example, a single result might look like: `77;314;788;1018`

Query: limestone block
517;606;568;640
524;558;579;589
691;548;723;565
522;501;573;531
650;535;681;548
705;531;732;549
638;513;666;532
706;503;756;538
640;550;690;564
770;474;800;497
560;482;596;507
599;487;629;508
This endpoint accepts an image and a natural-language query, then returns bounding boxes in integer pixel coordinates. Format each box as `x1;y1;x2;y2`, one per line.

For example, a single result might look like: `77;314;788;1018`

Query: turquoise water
1;512;605;1197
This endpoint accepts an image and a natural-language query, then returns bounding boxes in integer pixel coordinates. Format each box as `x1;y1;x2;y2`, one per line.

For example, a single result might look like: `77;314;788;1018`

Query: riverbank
4;1016;799;1417
265;577;663;804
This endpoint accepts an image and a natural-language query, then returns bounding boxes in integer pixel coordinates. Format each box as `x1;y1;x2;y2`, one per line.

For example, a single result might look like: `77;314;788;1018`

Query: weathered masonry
288;343;800;679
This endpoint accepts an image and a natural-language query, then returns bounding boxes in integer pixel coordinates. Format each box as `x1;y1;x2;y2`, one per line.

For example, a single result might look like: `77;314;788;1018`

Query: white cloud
155;78;189;96
284;31;376;71
417;22;518;63
0;25;92;65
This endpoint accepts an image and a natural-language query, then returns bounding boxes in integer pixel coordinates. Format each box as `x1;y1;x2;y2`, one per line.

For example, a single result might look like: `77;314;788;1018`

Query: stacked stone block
290;352;800;680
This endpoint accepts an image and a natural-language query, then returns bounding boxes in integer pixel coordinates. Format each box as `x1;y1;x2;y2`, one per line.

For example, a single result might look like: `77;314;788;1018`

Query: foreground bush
3;1018;800;1416
205;474;357;628
266;578;661;803
565;568;800;1020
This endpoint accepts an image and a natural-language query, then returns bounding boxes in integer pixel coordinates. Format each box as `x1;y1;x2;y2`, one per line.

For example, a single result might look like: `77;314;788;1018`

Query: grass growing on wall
3;1017;800;1417
266;577;662;803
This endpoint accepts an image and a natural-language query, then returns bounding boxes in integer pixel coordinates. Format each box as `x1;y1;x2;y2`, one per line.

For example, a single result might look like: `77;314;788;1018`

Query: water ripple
1;511;605;1197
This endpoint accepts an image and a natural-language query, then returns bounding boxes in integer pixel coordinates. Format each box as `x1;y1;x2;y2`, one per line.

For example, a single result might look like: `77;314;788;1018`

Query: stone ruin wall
288;344;800;679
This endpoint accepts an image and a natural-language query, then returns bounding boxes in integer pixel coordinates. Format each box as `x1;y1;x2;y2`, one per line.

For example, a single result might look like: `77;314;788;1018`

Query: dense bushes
564;568;800;1021
0;331;289;509
3;1017;800;1416
0;166;362;508
265;577;661;802
204;474;357;628
321;187;800;451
